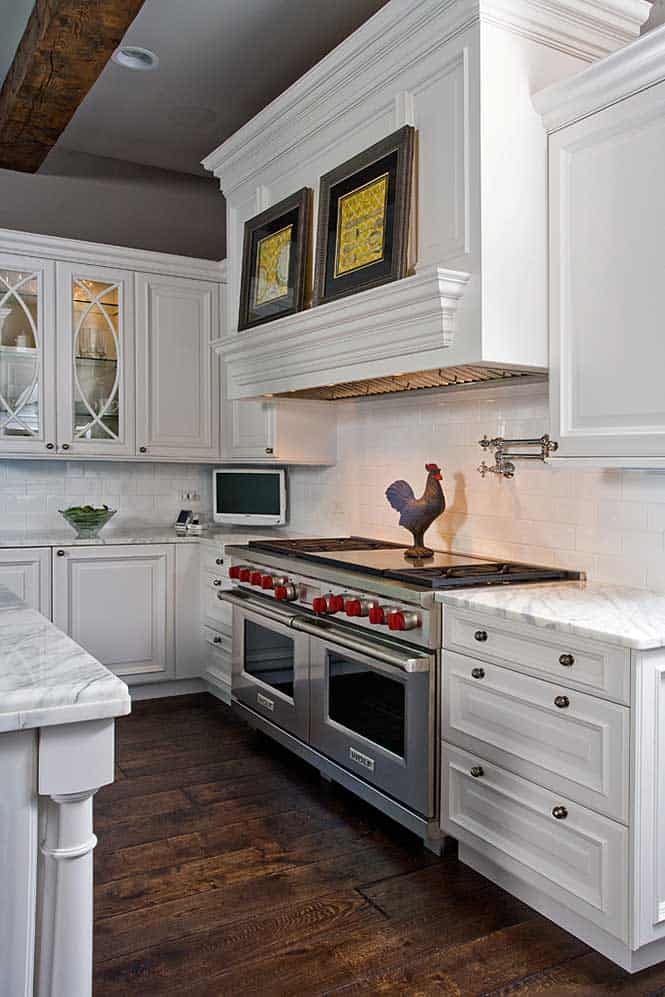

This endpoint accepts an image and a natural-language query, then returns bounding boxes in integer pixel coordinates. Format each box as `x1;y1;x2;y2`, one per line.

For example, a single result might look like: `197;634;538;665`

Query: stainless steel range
220;537;579;850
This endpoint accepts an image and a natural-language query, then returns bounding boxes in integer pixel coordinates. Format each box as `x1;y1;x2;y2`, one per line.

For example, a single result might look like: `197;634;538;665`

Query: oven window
327;652;405;757
244;620;295;698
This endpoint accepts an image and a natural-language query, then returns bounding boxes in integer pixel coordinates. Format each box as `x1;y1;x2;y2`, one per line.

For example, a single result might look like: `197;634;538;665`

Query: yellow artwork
334;173;389;278
254;224;293;307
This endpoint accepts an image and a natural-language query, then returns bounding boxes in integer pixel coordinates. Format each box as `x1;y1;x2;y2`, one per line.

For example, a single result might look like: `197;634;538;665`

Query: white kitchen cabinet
222;398;336;463
0;252;56;454
538;34;665;465
136;273;220;460
0;547;51;614
53;544;174;684
56;262;135;457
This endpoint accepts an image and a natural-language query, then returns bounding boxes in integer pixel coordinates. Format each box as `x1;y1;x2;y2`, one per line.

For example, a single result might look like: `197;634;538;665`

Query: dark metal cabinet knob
56;550;65;557
554;695;570;709
474;630;488;643
470;766;484;778
139;446;147;453
471;667;485;680
46;443;55;450
213;579;222;587
215;558;223;566
61;443;70;450
265;447;274;455
213;636;222;644
559;653;575;667
552;805;568;820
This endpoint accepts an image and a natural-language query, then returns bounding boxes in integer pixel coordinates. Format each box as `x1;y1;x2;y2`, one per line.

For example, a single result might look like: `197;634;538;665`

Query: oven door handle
291;616;432;674
217;589;298;627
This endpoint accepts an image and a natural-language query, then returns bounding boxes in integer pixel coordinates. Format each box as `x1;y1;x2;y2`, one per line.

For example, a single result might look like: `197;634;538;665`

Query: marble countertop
0;588;130;734
0;525;305;549
437;581;665;650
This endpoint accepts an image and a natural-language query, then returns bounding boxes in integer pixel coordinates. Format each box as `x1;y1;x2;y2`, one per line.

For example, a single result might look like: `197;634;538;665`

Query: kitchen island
0;586;130;997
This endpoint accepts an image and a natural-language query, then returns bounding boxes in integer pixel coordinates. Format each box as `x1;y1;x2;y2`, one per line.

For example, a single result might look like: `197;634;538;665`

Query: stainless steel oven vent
271;365;544;401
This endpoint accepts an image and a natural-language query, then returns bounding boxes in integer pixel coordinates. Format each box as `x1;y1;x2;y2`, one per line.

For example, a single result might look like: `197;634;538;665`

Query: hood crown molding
535;20;665;130
203;0;647;194
213;265;470;399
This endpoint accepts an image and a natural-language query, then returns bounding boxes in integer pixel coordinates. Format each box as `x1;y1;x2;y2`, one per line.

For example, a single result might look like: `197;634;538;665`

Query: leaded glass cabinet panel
56;263;135;456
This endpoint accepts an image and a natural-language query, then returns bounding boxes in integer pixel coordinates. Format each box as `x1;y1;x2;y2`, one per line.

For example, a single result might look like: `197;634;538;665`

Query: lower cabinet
53;544;174;684
0;547;51;614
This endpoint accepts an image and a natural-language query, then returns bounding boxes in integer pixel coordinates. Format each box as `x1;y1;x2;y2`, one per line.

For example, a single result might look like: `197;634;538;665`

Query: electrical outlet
179;490;200;502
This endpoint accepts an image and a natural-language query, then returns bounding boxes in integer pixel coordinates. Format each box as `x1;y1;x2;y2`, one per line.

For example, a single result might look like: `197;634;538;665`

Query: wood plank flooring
94;693;665;996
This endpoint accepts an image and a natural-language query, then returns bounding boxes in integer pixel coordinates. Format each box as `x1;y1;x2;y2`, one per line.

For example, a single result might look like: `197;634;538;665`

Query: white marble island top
438;581;665;650
0;588;130;734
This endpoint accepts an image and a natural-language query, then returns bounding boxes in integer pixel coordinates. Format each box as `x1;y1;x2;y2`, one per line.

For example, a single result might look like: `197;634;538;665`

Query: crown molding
213;264;471;399
534;20;665;130
202;0;647;194
0;227;226;282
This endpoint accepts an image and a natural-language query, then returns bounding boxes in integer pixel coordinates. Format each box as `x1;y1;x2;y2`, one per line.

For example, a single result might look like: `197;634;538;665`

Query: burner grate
385;562;578;589
247;537;406;554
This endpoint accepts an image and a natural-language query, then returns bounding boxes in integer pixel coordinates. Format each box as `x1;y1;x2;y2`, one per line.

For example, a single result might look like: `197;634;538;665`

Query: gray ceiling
55;0;389;177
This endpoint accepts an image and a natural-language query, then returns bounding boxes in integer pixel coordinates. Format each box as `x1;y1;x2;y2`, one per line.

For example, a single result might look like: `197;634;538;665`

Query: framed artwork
313;125;415;307
238;188;312;331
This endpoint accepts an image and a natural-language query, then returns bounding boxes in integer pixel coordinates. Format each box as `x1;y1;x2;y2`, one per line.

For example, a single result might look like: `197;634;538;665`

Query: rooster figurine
385;463;445;559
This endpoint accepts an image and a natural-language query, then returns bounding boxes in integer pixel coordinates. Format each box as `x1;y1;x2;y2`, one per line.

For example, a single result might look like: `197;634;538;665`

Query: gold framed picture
238;188;312;331
313;126;415;306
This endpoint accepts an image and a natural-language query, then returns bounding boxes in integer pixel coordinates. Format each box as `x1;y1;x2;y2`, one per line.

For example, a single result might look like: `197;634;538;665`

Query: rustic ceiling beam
0;0;147;174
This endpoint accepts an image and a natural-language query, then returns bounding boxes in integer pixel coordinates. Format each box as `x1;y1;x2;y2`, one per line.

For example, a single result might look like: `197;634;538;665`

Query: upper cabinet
56;262;135;457
0;253;55;454
222;397;336;464
135;274;219;460
203;0;647;402
536;27;665;466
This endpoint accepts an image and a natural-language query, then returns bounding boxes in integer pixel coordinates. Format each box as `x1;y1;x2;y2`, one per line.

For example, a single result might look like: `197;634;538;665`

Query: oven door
296;617;435;818
221;590;310;741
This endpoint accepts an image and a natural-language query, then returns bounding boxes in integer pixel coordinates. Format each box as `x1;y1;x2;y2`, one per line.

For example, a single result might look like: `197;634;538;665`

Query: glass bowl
59;506;117;539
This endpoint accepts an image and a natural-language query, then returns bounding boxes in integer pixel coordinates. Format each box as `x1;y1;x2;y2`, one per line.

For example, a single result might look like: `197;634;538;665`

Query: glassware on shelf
0;268;41;438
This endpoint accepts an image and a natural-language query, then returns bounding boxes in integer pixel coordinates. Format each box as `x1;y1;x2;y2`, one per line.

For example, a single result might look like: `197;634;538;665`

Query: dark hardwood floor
94;694;665;996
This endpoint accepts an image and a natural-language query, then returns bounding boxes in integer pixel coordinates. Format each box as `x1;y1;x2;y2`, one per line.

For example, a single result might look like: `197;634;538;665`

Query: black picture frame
313;126;415;307
238;188;312;331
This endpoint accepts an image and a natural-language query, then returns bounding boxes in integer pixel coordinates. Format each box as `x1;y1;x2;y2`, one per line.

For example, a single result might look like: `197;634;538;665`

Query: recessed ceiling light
112;46;159;71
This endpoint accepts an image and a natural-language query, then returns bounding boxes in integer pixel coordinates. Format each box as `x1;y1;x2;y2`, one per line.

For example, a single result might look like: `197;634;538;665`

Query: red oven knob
250;571;263;586
328;594;344;614
260;574;274;589
388;610;421;632
368;606;385;625
238;567;251;582
274;584;296;602
229;565;242;580
312;596;328;614
345;598;362;617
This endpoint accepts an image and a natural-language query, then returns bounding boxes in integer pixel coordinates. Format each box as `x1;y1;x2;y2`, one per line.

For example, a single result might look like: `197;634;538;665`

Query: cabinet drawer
444;609;630;705
441;743;628;942
204;626;231;704
202;574;231;630
443;652;629;822
201;546;227;576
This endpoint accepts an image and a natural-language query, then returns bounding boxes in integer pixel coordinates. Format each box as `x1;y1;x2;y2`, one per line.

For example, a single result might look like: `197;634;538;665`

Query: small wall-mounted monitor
212;467;287;526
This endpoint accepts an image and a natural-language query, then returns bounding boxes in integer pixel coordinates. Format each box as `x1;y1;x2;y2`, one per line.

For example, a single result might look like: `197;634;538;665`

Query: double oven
221;586;437;830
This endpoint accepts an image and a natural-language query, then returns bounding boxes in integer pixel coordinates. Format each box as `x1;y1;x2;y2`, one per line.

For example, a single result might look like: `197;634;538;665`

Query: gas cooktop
246;537;580;589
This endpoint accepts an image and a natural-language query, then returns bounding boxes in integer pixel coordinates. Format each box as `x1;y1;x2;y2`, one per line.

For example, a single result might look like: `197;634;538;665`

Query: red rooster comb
425;463;440;471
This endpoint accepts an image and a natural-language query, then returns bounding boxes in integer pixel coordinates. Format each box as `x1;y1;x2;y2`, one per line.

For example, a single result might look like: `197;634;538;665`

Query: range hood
204;0;647;402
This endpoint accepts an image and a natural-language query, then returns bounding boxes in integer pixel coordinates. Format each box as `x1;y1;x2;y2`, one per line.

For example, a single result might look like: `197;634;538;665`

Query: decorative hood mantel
204;0;648;401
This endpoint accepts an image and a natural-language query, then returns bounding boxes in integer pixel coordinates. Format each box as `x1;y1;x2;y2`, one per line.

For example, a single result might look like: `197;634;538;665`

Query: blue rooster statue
385;463;445;559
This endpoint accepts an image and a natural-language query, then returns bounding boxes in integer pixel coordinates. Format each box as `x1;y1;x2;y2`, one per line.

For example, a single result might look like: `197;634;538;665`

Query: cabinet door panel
0;253;56;454
224;398;274;460
56;262;135;456
550;79;665;459
136;275;219;459
53;544;174;683
0;547;51;615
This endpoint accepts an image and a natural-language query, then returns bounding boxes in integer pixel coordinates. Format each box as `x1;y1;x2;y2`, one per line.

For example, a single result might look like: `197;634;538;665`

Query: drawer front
443;652;629;822
444;609;630;705
202;546;227;576
204;626;231;703
441;743;628;941
203;577;232;630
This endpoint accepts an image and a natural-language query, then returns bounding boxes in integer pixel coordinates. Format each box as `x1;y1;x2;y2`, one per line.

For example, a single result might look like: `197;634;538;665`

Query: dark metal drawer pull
554;695;570;709
474;630;488;643
552;805;568;820
216;558;223;566
471;667;485;680
470;766;484;778
559;653;575;667
213;579;222;587
213;636;222;644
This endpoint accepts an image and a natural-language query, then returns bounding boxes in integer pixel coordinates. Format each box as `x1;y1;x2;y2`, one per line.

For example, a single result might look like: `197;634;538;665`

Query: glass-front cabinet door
0;254;56;453
56;262;135;456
